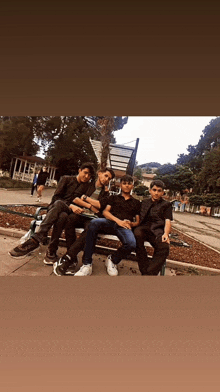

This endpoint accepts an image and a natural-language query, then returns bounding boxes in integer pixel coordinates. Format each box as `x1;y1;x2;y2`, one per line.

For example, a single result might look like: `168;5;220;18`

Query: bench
29;206;167;276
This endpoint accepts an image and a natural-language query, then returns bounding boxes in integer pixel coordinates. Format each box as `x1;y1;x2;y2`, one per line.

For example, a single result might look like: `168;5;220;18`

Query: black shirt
104;194;141;221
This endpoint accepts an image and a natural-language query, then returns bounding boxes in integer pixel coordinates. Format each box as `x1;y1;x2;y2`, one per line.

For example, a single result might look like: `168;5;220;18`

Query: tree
156;164;195;195
197;146;220;193
177;117;220;173
45;116;99;178
133;184;149;196
95;116;128;169
0;117;40;170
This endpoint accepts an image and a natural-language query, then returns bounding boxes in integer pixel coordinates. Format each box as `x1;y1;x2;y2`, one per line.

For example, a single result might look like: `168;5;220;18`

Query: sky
115;116;217;166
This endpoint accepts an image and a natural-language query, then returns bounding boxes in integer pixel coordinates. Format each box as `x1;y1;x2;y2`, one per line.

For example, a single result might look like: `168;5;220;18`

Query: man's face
43;167;47;172
120;181;133;194
78;168;92;183
149;185;164;201
98;171;113;186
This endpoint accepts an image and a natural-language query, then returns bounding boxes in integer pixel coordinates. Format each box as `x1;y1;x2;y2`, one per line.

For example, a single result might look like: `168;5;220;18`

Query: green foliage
0;117;39;170
0;116;129;179
137;162;161;171
177;117;220;193
156;164;195;195
133;168;142;180
188;195;204;206
189;193;220;207
0;176;32;189
197;146;220;193
133;184;149;196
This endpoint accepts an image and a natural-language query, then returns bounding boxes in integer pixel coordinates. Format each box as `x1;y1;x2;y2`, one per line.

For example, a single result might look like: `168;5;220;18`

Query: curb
172;224;220;255
0;227;27;238
165;259;220;275
1;226;220;275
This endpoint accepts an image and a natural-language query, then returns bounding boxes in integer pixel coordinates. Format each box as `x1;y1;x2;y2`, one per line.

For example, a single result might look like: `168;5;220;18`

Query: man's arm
130;214;140;228
50;176;67;204
102;205;132;229
73;196;100;213
162;219;172;243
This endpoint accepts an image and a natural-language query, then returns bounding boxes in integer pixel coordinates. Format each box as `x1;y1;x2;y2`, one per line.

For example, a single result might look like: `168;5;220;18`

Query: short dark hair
150;179;165;189
120;175;134;184
79;162;95;177
98;167;115;179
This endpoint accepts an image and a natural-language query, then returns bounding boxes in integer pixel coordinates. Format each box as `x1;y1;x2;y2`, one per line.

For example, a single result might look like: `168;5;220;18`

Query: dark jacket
140;197;173;236
50;175;90;206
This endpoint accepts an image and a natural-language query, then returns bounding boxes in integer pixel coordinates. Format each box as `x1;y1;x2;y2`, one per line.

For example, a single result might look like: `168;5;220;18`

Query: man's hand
117;219;132;229
162;233;170;243
69;204;83;215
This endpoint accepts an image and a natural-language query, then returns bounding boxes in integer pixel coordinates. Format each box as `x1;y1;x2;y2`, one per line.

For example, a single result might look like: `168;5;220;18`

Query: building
141;173;156;188
10;155;57;186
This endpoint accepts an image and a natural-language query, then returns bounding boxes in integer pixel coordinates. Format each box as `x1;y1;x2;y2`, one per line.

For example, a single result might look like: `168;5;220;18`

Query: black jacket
50;175;90;206
140;197;173;236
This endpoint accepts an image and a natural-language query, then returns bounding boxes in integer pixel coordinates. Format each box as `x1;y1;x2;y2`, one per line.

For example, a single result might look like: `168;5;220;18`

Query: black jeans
32;200;72;244
64;214;91;261
48;211;69;253
134;225;169;275
31;183;37;196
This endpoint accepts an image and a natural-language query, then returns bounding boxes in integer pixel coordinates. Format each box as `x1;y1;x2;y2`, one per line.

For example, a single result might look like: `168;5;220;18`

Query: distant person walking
30;170;39;197
36;166;49;202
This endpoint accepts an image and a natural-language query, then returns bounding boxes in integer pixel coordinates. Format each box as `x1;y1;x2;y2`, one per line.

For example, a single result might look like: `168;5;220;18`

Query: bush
133;184;149;196
0;177;32;189
189;193;220;207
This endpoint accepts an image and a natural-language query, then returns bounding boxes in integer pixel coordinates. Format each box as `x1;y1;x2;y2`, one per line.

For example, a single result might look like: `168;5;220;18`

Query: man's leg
64;213;85;251
32;200;71;243
104;224;136;276
145;236;169;276
133;225;151;275
74;218;111;276
53;215;89;276
9;200;71;258
78;220;136;276
110;226;136;264
44;211;69;265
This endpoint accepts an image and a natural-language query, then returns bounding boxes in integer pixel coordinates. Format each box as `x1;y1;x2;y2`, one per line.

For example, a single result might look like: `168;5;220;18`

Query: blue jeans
83;218;136;265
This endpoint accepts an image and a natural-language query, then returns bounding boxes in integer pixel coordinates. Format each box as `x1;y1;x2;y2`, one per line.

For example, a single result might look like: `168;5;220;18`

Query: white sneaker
105;255;118;276
74;264;92;276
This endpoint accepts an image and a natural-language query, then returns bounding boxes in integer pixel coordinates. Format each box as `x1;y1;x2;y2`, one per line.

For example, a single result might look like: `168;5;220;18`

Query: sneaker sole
65;271;76;275
43;259;55;265
74;270;92;276
8;245;40;259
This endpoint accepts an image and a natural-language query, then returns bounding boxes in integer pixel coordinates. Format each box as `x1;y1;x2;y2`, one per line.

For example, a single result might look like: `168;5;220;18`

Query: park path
0;187;54;205
172;211;220;253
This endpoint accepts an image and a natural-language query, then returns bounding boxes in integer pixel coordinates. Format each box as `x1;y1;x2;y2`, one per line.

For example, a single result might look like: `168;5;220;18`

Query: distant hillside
136;162;161;171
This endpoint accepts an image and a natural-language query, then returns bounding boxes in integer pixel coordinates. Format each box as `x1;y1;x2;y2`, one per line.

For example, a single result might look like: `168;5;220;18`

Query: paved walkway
0;234;177;276
0;187;54;205
172;211;220;252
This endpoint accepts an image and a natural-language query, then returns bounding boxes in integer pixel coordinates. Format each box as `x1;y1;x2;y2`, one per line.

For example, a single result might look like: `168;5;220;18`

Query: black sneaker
65;259;78;275
43;249;58;265
53;254;72;276
9;238;39;258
